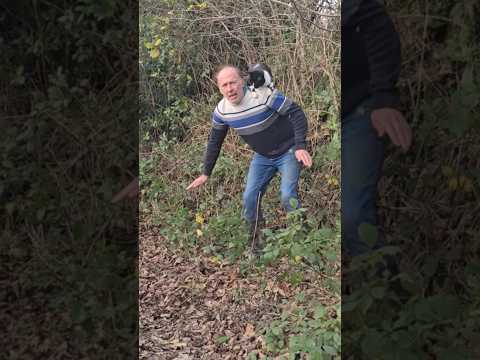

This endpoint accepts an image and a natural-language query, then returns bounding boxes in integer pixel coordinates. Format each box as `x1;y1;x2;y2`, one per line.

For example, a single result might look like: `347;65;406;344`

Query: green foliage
141;113;341;356
343;242;480;359
412;1;480;137
352;2;480;357
441;65;480;136
139;1;340;357
260;302;341;359
139;9;201;142
2;1;138;357
260;209;339;272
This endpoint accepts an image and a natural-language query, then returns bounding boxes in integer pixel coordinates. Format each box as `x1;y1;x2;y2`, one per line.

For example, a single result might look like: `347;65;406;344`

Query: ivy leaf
149;48;160;59
358;223;378;248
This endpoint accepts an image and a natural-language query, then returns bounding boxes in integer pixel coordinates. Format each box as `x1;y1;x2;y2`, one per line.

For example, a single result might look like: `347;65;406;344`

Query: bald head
215;65;245;105
214;65;242;83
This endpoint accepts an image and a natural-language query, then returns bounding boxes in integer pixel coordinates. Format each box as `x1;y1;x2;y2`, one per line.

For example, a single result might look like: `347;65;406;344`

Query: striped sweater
202;86;308;176
342;0;401;117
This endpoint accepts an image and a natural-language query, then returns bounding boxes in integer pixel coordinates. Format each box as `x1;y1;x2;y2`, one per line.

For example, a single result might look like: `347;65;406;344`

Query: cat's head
247;63;273;89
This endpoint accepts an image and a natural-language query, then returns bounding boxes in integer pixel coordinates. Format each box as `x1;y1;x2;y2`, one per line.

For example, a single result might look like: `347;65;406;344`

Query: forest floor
139;225;339;359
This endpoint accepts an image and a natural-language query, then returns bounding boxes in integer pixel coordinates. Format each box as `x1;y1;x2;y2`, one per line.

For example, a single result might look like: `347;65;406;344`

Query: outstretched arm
202;126;229;176
186;125;228;190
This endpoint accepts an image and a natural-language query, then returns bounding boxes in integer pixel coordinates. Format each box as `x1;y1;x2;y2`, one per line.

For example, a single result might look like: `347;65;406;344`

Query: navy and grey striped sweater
202;87;308;176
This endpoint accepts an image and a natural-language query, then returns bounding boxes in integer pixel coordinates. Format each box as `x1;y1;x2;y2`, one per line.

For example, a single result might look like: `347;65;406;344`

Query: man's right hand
371;108;412;152
186;174;209;190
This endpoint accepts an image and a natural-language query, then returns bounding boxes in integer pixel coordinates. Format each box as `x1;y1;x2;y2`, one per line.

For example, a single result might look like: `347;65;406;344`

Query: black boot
249;220;265;255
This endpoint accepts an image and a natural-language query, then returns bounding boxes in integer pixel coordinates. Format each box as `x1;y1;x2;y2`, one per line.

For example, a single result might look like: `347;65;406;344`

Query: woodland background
139;0;341;358
139;0;480;358
344;0;480;358
0;0;478;358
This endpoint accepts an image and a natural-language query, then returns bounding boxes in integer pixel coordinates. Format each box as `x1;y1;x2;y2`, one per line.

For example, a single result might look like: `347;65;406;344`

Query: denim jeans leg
242;153;277;223
276;147;301;212
341;105;386;256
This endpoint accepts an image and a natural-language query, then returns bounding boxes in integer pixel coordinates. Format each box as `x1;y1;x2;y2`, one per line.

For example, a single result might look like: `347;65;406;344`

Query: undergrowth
139;1;340;357
140;121;341;357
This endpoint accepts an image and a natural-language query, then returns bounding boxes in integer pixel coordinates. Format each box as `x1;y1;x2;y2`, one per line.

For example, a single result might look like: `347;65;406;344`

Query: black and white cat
247;63;274;90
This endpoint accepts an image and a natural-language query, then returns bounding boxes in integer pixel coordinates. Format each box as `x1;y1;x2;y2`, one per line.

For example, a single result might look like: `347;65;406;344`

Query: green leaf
341;299;359;312
271;326;282;336
371;286;386;299
361;330;384;356
378;246;401;256
429;295;462;320
288;272;304;286
325;250;337;261
215;335;229;344
437;347;472;360
466;263;480;276
289;197;299;209
310;351;326;360
414;299;435;322
290;243;304;257
358;223;378;248
322;344;338;355
314;305;326;319
295;292;306;303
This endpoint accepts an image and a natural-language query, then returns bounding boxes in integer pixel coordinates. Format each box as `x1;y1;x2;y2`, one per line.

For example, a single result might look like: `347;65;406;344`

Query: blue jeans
342;101;386;256
243;147;301;223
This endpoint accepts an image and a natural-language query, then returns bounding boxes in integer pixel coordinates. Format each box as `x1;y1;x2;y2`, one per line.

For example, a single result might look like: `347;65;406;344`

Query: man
342;0;412;257
187;64;312;252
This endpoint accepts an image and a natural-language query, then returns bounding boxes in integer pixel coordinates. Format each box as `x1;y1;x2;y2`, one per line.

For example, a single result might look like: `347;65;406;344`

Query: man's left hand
112;177;139;203
295;149;313;168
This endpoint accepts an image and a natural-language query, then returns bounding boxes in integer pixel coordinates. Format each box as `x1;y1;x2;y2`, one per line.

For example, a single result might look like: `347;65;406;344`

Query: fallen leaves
244;323;256;339
139;225;337;359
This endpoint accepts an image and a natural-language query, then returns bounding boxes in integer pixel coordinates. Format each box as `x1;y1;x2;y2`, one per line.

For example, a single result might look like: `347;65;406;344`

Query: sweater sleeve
341;0;362;27
286;102;308;151
353;0;402;110
266;89;308;151
202;115;229;176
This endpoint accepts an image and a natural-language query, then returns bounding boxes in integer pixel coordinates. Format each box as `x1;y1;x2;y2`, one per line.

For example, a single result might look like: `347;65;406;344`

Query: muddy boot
249;220;265;256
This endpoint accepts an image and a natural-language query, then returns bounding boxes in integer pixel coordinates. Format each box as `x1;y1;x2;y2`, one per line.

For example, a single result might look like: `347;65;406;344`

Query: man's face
217;67;244;105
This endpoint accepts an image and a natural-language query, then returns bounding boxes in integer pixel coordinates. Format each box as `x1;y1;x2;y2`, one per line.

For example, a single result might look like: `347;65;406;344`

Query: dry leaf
244;323;255;338
168;338;187;349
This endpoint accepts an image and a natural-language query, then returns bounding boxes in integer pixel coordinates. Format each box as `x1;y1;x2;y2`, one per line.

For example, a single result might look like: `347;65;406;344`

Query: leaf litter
140;225;338;359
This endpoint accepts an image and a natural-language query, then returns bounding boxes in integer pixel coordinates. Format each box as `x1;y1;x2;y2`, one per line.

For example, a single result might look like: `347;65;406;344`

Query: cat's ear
262;70;272;87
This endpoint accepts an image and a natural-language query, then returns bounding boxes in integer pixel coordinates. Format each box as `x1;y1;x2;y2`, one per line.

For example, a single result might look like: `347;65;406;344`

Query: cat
247;63;274;90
